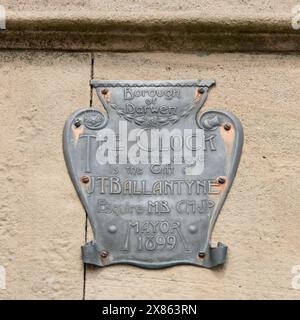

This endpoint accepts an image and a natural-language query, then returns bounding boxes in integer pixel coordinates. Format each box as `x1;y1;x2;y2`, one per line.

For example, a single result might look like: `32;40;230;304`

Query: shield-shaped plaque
63;80;243;268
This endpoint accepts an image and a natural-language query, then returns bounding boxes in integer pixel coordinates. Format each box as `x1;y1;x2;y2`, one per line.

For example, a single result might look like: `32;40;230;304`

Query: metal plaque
63;80;243;268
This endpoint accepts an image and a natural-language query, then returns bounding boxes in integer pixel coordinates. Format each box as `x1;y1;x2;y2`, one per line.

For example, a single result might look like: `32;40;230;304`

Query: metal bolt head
198;252;205;258
81;176;90;184
224;123;231;131
100;250;109;258
198;87;205;94
218;177;226;184
101;88;108;95
74;119;81;128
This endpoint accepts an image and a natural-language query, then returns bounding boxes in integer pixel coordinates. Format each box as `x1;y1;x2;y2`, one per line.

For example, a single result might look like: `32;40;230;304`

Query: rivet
198;252;205;258
218;177;226;184
224;123;231;131
101;88;108;95
74;119;81;128
100;250;109;258
198;87;205;94
81;176;90;184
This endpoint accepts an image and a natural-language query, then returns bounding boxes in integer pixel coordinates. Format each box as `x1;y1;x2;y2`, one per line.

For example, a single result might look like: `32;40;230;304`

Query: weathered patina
63;79;243;268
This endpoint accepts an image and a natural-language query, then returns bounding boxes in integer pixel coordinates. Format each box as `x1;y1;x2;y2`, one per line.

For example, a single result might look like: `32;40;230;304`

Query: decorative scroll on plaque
63;80;243;268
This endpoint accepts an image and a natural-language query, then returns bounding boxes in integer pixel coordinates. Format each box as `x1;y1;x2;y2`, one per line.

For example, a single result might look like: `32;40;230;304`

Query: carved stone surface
63;80;243;268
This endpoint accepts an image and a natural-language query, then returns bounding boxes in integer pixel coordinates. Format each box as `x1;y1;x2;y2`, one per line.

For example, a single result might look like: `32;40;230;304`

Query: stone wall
0;51;299;299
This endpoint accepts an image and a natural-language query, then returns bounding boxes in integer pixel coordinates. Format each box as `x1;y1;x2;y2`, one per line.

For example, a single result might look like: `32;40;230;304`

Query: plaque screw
218;177;226;184
198;87;205;94
101;89;108;95
100;250;109;258
224;123;231;131
198;252;205;258
81;176;90;184
74;119;81;128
